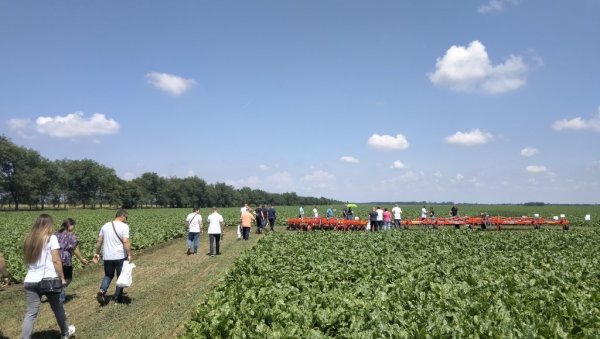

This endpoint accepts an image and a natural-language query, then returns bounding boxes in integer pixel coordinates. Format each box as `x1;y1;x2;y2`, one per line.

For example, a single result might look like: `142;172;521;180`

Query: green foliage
185;228;600;337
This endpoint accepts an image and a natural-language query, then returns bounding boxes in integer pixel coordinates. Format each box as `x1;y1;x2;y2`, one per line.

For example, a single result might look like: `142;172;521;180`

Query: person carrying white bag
116;260;136;288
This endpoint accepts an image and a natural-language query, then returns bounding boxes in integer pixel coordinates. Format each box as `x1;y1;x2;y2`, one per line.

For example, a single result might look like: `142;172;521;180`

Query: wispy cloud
258;164;271;171
520;147;539;157
444;129;493;146
300;170;337;188
390;160;406;169
145;72;196;95
367;133;409;150
552;107;600;132
340;156;360;164
428;40;527;94
478;0;520;14
526;165;547;174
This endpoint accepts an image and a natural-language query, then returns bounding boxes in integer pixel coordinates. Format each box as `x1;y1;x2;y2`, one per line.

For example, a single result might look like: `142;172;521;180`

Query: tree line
0;136;340;210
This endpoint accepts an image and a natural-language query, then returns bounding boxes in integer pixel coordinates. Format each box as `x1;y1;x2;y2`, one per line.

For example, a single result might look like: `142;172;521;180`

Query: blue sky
1;0;599;204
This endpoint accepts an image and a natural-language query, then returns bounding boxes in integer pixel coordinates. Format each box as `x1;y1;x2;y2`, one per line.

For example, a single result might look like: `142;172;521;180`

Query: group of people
238;203;277;239
184;207;225;257
15;209;135;338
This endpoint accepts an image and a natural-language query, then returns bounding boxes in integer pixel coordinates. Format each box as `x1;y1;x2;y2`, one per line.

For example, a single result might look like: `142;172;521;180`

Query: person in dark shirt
255;205;263;234
267;204;276;232
369;207;379;232
450;204;459;217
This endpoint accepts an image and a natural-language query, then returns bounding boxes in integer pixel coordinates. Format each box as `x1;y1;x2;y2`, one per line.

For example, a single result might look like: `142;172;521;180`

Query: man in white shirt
207;207;224;257
392;204;402;229
94;209;131;305
421;206;427;222
312;206;318;218
240;203;249;215
376;206;384;230
185;207;203;255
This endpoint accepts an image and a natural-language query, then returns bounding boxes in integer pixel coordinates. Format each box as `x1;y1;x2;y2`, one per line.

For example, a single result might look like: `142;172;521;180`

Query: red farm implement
286;216;569;231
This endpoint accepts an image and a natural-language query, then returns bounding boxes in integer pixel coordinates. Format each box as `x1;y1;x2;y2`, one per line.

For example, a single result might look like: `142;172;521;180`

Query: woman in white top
21;214;75;339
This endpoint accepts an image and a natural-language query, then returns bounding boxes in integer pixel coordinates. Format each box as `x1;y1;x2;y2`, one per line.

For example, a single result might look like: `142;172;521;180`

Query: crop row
185;229;600;337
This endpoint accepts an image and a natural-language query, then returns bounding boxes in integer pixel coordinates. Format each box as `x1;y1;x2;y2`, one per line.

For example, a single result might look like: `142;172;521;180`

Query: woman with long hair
22;214;75;339
56;218;89;303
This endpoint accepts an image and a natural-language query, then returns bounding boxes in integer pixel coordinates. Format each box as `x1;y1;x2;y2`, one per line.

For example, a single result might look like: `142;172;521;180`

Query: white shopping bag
366;221;371;231
237;224;242;239
116;260;136;288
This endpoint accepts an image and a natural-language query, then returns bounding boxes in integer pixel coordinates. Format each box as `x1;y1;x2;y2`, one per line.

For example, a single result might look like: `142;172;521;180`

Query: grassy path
0;231;260;338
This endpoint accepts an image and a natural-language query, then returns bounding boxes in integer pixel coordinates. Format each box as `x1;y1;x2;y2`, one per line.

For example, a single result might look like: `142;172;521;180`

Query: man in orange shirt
240;208;255;241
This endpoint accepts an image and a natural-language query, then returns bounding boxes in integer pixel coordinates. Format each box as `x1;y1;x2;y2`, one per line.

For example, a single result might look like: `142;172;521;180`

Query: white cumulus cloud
340;156;360;164
428;40;528;94
390;160;406;169
145;72;196;95
367;133;409;150
478;0;520;14
552;108;600;132
35;112;120;138
258;164;271;171
526;165;547;174
444;129;493;146
520;147;539;157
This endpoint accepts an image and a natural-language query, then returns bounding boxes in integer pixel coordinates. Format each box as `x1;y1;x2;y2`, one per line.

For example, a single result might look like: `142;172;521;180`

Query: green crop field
185;228;600;337
0;205;597;282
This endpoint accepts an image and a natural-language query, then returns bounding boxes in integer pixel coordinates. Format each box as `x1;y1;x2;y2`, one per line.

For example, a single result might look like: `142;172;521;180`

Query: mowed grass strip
0;229;261;338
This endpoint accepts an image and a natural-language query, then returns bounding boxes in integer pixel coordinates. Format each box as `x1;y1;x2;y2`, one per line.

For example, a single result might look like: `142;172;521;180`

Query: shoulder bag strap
111;221;124;245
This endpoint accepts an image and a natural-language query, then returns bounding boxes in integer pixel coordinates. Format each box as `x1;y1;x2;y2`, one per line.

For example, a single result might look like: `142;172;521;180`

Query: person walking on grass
207;207;224;257
93;209;132;306
185;208;203;255
56;218;89;304
22;214;76;339
240;207;255;240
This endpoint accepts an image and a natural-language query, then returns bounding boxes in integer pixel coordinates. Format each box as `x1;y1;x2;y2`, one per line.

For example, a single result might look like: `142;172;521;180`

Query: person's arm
51;248;67;286
122;237;132;262
93;235;103;263
73;245;89;265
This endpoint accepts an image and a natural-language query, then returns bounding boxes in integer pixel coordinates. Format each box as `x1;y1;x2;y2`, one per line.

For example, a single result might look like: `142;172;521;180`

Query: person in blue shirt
326;207;334;219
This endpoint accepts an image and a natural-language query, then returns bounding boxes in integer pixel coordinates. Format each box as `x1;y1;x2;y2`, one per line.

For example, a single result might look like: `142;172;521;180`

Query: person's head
395;204;399;207
384;208;388;212
372;207;376;211
59;218;76;233
212;206;218;213
23;214;55;264
193;207;200;212
115;209;129;223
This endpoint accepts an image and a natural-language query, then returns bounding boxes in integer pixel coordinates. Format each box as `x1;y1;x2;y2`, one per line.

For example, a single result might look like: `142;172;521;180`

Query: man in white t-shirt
93;209;131;305
376;206;384;230
240;203;249;215
207;207;224;257
185;207;203;255
421;206;427;221
312;206;318;218
392;204;402;229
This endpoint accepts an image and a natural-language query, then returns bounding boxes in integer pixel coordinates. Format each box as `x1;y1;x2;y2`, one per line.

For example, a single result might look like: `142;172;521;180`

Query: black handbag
38;243;63;295
39;277;62;294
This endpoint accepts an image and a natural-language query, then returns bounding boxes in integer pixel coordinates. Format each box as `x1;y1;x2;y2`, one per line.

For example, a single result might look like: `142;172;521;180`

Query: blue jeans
100;258;125;301
22;282;70;338
187;232;200;254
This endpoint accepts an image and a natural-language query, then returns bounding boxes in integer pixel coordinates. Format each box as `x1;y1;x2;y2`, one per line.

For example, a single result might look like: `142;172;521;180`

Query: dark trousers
268;218;275;231
209;234;221;255
100;258;125;301
371;220;378;231
242;227;250;240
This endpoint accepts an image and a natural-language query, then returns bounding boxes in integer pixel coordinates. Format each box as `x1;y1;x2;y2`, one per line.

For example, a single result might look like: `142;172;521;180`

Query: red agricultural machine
286;215;570;231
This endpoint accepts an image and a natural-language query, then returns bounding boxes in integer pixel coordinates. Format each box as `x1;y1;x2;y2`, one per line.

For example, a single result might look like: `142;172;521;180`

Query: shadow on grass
31;329;61;338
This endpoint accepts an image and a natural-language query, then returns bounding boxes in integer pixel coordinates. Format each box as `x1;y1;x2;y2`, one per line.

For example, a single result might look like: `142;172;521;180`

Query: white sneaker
61;325;76;338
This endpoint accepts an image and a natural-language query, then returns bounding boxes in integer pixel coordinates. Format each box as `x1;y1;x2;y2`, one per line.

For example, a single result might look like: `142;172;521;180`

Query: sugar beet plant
185;229;600;337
